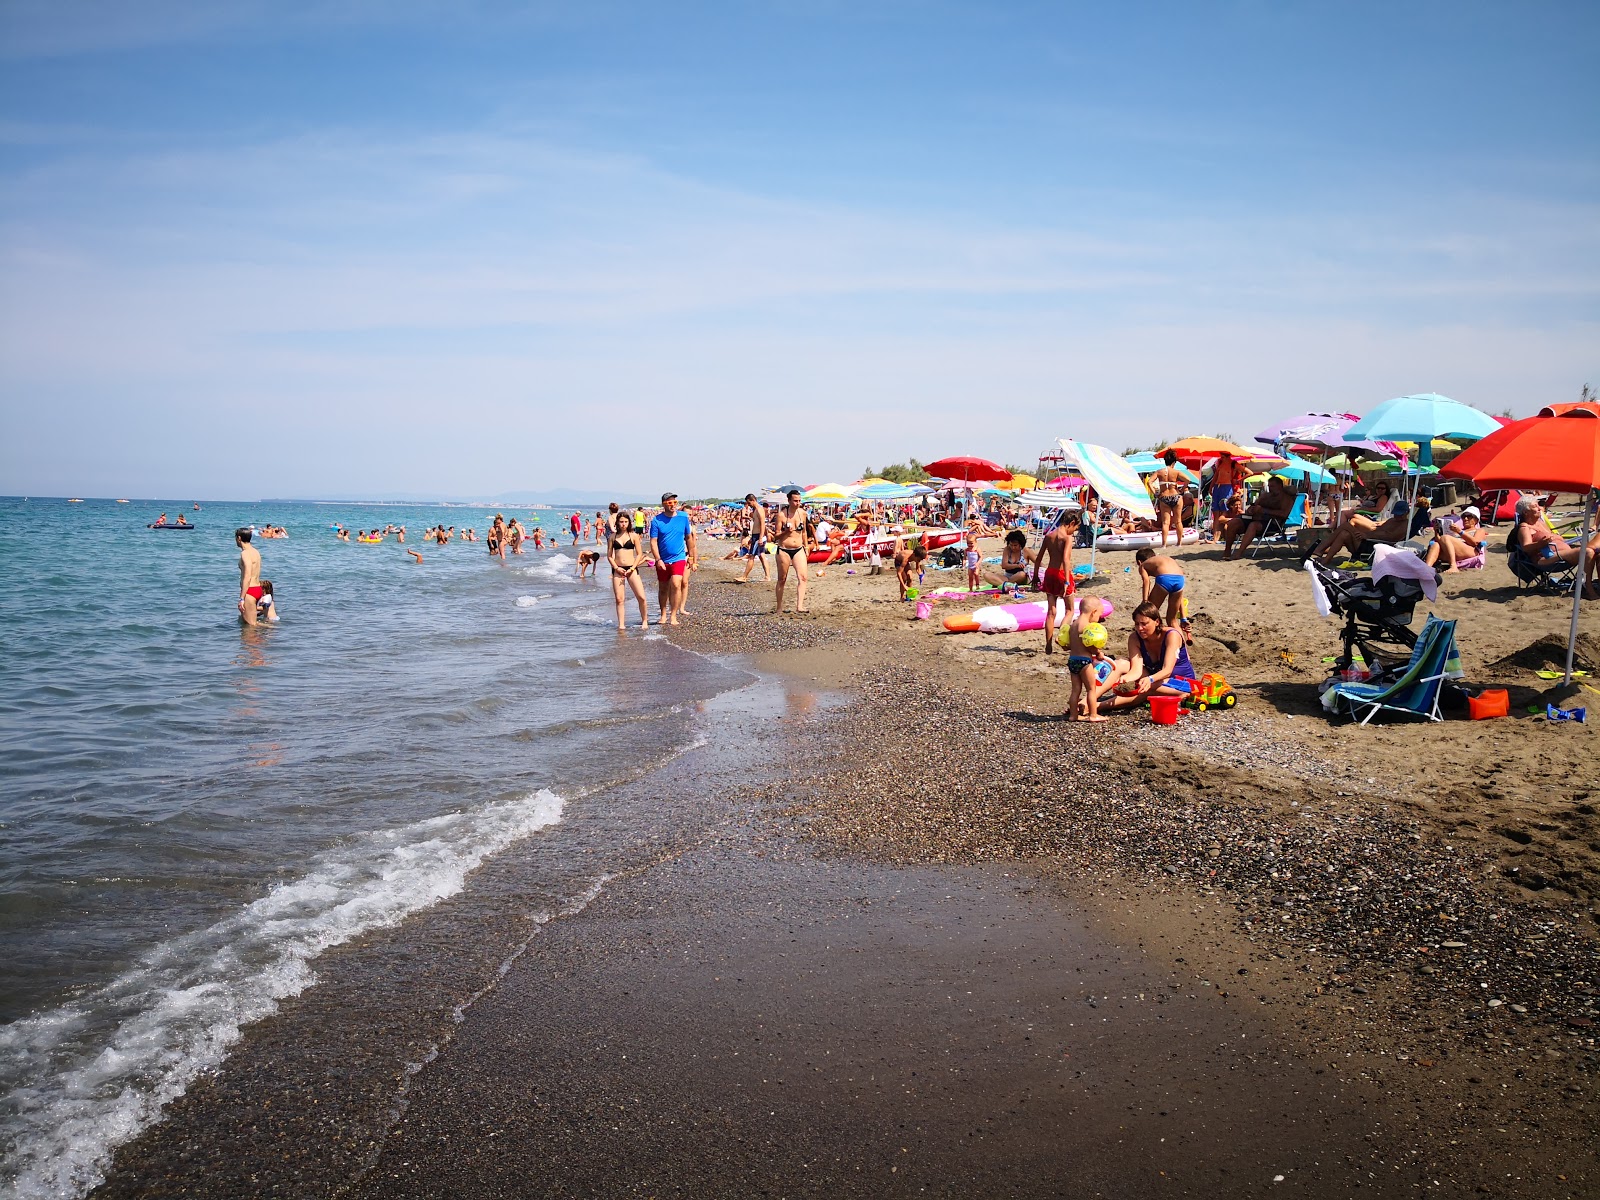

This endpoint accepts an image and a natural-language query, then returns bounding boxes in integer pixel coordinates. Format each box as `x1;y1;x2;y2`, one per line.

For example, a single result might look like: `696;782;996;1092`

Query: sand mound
1488;631;1600;675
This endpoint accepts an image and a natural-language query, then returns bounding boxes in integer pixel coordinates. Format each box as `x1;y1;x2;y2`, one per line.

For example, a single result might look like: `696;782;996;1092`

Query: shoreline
90;542;1599;1197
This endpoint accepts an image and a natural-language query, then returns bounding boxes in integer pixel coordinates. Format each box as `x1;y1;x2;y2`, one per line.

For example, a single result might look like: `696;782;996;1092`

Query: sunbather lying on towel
1515;496;1600;597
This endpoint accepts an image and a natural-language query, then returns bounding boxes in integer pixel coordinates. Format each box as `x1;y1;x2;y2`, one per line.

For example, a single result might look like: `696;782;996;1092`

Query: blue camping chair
1250;493;1308;557
1321;616;1460;726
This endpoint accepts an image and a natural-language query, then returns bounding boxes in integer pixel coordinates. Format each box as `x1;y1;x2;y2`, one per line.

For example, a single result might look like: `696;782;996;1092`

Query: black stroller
1309;560;1435;674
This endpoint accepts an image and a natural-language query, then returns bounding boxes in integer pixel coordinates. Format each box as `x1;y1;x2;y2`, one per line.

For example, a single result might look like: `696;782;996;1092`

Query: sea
0;497;761;1197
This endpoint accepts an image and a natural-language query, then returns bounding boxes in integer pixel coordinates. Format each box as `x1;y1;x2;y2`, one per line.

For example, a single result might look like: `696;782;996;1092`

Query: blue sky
2;1;1595;499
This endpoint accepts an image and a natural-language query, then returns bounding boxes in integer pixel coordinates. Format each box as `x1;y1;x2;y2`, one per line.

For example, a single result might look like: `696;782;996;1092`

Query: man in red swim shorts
1034;515;1077;654
236;527;263;627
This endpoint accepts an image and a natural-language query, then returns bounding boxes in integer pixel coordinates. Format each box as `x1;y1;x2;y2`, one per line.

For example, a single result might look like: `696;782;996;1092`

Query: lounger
1320;616;1459;726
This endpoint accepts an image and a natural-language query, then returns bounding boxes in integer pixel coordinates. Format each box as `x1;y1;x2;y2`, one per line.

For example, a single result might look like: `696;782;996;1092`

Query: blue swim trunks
1211;484;1234;512
1153;572;1185;593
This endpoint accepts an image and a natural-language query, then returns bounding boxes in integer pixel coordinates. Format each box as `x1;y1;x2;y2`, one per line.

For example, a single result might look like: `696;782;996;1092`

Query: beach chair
1505;526;1578;594
1249;493;1307;557
1321;616;1459;726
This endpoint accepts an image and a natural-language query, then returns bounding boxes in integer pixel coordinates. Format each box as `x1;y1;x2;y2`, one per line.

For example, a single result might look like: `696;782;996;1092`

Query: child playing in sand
895;543;929;599
1135;548;1186;630
1065;595;1115;722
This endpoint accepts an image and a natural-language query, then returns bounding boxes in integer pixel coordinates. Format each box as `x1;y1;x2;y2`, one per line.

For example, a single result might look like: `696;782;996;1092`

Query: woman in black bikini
773;488;811;613
608;513;650;629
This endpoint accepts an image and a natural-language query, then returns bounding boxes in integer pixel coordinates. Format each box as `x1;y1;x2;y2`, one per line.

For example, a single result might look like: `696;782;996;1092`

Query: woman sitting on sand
1515;496;1600;597
1305;480;1407;564
1099;602;1199;712
1425;506;1487;571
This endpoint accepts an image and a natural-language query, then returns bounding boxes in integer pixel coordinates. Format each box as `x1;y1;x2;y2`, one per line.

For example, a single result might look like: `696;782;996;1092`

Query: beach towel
1371;544;1438;601
1304;559;1333;618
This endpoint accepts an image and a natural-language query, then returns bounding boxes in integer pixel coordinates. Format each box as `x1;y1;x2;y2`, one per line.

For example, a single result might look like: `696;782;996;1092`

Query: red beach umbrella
924;456;1012;484
1443;409;1600;684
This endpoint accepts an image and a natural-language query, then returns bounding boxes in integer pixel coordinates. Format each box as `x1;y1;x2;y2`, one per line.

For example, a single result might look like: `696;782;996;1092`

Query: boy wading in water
1135;548;1188;635
1034;514;1076;654
1065;596;1116;722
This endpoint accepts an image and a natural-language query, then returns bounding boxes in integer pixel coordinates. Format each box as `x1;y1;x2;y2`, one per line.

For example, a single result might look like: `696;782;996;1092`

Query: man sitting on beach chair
1222;477;1294;560
1512;496;1600;598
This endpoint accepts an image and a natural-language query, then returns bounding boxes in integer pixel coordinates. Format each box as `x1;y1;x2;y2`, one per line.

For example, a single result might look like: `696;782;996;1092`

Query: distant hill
259;488;655;506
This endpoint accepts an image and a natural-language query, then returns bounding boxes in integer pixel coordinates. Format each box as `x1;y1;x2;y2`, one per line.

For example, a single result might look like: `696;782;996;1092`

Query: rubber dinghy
1093;529;1203;551
148;523;195;530
942;598;1069;634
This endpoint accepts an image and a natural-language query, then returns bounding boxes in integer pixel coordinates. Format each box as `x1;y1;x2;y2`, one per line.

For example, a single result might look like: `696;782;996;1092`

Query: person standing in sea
648;492;695;626
235;527;263;627
570;510;582;545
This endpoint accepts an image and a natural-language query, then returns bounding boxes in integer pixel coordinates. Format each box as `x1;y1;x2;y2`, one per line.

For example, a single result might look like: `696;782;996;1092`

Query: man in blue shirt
648;491;696;626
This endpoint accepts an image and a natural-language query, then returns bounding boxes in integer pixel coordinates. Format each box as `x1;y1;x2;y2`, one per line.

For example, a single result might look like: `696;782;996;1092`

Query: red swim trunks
654;558;688;582
245;585;264;600
1041;567;1073;598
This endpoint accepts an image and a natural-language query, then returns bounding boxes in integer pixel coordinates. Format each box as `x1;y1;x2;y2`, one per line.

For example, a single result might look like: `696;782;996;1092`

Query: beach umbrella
1243;472;1269;486
1013;490;1083;510
854;482;919;500
1443;409;1600;684
1043;475;1087;490
1345;394;1501;468
1271;454;1336;485
1006;472;1039;491
803;482;858;502
1061;439;1158;573
1159;436;1259;463
768;482;805;496
923;456;1012;484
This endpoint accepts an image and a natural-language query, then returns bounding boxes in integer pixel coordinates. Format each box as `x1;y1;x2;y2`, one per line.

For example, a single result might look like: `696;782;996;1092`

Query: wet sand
91;535;1598;1198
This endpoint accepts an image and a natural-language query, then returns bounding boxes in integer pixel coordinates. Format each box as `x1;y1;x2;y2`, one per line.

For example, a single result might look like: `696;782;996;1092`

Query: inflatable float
148;522;194;530
942;598;1070;634
1092;529;1203;551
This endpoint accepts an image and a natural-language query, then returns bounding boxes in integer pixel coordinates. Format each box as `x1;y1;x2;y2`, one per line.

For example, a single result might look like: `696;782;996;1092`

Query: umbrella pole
1565;489;1597;686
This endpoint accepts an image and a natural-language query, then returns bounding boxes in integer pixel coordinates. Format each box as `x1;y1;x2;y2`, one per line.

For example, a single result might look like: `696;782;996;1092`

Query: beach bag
1467;688;1509;720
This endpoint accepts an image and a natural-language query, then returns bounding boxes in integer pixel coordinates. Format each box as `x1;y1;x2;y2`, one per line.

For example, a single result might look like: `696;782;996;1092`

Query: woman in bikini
773;488;812;613
1149;451;1186;547
608;512;650;629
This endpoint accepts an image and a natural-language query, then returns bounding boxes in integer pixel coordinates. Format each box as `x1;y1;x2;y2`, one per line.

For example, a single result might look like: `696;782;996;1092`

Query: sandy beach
90;533;1598;1199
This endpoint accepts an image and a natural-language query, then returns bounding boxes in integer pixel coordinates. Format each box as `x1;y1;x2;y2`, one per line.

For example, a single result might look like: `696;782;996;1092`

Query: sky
1;1;1596;500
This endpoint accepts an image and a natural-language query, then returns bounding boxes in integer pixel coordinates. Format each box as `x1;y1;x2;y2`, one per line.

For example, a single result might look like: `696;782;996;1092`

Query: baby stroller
1309;560;1433;675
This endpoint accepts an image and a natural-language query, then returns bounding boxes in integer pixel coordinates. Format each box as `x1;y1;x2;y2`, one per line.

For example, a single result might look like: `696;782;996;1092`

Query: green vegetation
865;460;932;483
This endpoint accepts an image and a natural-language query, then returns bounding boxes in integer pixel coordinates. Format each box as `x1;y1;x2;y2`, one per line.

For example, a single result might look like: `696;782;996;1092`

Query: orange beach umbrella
1444;408;1600;684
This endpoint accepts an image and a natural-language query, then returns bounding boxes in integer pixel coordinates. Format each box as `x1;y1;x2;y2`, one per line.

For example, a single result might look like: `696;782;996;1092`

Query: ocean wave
572;609;607;624
0;790;565;1200
521;553;576;582
514;593;554;608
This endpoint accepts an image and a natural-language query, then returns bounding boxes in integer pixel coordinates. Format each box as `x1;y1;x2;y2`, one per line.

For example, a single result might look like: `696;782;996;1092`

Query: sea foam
0;790;565;1200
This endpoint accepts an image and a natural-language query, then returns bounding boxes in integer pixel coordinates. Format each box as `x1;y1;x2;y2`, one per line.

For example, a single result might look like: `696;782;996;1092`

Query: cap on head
1461;506;1481;520
661;491;677;503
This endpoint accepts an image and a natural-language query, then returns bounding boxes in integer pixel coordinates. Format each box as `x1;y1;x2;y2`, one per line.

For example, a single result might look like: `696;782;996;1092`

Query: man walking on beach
739;493;769;583
1034;514;1075;654
236;527;263;627
649;492;695;626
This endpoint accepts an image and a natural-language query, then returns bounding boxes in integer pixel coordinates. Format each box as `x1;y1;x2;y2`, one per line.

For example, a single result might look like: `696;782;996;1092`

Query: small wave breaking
0;790;565;1200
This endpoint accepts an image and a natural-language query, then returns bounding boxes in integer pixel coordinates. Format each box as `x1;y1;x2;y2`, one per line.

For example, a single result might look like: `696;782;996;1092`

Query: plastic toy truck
1184;671;1237;712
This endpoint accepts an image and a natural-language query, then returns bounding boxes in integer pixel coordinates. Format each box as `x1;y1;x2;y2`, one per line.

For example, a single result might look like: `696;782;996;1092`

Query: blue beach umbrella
1271;454;1337;485
854;482;920;500
1345;394;1500;468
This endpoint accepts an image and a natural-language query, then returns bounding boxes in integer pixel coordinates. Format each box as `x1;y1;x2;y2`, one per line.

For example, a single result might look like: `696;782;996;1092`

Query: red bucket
1149;693;1181;725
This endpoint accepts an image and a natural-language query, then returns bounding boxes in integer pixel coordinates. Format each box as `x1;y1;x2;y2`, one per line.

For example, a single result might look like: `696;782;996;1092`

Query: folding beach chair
1250;493;1307;557
1505;526;1578;594
1321;616;1460;726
